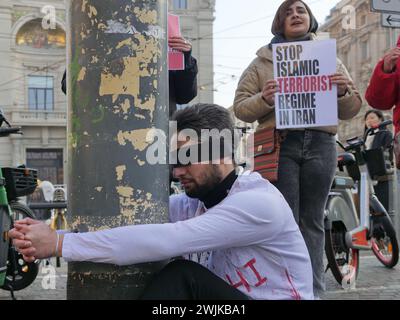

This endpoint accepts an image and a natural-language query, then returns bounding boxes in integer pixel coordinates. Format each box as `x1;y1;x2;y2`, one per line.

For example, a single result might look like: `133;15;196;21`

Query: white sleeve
62;191;283;266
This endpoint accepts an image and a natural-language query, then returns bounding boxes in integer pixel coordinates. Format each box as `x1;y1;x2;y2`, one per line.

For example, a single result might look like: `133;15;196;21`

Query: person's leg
374;181;390;212
273;131;303;223
299;131;337;298
140;260;250;300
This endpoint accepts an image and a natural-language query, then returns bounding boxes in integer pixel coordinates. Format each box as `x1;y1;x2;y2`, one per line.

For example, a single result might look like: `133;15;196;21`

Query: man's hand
383;47;400;73
262;80;280;106
168;36;192;53
8;227;34;262
9;218;57;262
329;73;351;97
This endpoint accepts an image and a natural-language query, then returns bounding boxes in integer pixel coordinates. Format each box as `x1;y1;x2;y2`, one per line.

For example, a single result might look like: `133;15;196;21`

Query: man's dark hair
172;103;234;136
171;103;237;163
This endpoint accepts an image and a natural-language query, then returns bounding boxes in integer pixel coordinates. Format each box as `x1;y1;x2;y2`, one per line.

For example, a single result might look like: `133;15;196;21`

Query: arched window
16;18;65;49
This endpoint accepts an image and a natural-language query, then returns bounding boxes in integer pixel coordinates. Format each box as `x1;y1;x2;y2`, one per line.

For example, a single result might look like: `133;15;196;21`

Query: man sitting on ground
10;103;314;300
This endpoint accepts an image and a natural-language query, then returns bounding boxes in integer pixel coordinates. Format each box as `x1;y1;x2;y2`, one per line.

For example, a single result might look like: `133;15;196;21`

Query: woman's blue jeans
273;130;337;297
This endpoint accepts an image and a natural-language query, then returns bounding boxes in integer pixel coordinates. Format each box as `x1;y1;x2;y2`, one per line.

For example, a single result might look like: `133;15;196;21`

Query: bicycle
49;187;68;268
0;109;39;299
324;119;399;287
27;183;68;269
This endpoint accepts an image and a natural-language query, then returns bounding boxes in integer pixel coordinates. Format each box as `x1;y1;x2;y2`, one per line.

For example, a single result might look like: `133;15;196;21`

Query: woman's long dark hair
271;0;318;37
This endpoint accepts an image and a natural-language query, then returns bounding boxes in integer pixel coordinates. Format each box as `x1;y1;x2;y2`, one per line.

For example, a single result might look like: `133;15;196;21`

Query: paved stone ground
1;253;399;300
0;259;67;300
321;252;400;300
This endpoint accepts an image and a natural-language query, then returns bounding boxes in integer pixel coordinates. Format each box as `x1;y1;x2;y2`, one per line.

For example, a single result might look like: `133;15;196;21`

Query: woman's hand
262;80;280;106
329;73;351;97
383;47;400;73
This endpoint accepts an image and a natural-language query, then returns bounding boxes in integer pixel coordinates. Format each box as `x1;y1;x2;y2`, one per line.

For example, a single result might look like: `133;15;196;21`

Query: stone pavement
1;253;400;300
0;259;67;300
321;252;400;300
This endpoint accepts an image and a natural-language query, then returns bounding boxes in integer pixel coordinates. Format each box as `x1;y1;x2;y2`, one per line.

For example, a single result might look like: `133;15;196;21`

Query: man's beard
184;165;223;199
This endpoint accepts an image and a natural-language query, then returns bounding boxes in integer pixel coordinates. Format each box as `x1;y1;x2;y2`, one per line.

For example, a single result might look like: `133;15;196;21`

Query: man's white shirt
62;172;314;300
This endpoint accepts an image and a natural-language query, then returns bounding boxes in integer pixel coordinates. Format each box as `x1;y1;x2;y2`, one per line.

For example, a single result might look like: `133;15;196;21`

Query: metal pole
387;168;400;236
394;169;400;237
66;0;169;299
0;170;11;287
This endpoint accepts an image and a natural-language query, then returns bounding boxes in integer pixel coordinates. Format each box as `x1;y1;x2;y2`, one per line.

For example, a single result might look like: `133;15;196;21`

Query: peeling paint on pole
67;0;168;299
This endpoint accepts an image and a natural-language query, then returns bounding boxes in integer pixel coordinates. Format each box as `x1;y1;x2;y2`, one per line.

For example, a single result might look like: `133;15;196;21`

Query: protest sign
168;14;185;71
272;39;338;129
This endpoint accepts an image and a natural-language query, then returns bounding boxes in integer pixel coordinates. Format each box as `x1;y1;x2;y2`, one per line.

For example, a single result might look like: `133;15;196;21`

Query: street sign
371;0;400;14
382;13;400;27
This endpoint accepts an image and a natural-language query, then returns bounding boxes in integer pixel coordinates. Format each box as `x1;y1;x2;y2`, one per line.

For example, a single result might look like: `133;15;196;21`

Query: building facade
0;0;67;185
0;0;215;185
320;0;400;141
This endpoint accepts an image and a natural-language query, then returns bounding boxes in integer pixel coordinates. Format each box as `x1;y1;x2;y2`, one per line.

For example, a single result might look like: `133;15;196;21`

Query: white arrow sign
371;0;400;14
382;13;400;27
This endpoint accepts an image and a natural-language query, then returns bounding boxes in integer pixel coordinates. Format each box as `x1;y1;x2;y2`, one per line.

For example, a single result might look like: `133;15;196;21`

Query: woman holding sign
233;0;361;298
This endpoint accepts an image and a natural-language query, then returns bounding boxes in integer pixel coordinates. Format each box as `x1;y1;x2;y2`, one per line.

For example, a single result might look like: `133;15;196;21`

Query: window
16;18;66;49
361;40;369;61
386;31;392;50
26;149;64;184
26;148;64;219
173;0;187;9
342;50;349;67
28;76;54;110
360;15;367;27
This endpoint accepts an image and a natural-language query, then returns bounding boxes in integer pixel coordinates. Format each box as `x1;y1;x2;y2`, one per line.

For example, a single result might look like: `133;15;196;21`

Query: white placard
272;39;338;129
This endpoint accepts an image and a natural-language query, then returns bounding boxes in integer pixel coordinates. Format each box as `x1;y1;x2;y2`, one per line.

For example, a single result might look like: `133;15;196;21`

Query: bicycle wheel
325;223;359;286
0;202;40;291
324;197;359;286
371;215;399;268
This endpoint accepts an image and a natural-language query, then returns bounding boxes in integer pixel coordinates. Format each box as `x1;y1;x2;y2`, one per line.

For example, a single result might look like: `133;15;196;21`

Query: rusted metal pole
66;0;168;299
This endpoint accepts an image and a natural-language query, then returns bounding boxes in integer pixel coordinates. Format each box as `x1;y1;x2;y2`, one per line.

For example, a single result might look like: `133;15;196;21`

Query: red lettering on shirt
225;258;267;292
285;269;301;300
244;258;267;287
226;271;251;292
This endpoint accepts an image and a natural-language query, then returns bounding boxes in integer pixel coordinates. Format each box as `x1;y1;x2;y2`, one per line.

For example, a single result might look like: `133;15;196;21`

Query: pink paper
168;14;185;71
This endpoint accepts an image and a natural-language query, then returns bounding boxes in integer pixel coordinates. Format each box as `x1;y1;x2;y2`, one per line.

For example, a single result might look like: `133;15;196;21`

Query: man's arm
61;190;284;265
170;51;198;104
62;213;263;265
13;191;284;266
